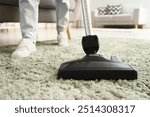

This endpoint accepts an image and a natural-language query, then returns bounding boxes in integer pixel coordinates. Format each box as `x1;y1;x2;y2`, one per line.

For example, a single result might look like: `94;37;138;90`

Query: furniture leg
67;23;71;40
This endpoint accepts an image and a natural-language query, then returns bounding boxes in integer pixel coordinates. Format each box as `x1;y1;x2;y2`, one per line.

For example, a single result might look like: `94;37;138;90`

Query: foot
57;32;69;47
11;39;37;58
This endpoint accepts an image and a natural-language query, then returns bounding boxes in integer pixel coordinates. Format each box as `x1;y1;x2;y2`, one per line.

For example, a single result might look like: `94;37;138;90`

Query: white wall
90;0;150;27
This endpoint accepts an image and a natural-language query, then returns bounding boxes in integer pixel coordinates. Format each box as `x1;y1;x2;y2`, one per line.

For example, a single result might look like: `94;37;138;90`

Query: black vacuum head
58;55;137;80
58;35;137;80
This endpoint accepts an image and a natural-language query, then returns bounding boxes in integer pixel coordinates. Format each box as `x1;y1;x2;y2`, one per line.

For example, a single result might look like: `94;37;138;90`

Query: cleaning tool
58;0;137;80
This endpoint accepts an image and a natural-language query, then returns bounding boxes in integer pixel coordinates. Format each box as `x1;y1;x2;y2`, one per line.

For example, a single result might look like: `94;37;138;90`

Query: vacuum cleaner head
58;55;137;80
58;35;137;80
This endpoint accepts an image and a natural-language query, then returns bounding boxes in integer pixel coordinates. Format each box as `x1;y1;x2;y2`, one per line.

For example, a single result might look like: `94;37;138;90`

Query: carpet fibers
0;38;150;100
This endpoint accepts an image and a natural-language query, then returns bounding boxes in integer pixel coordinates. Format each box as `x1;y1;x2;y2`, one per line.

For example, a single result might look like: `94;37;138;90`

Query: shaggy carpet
0;38;150;100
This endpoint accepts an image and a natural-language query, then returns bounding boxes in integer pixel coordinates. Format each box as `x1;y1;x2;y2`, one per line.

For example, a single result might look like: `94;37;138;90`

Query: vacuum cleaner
57;0;137;80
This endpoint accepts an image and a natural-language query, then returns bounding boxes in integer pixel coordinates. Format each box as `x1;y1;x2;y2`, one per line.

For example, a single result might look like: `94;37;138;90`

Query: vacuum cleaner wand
57;0;137;80
81;0;93;36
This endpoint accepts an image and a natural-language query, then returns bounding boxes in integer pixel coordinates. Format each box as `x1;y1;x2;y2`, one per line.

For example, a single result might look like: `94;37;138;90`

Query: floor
0;23;150;46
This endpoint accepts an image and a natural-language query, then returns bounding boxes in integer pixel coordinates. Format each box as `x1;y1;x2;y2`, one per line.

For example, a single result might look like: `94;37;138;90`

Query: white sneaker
57;32;69;47
11;39;37;58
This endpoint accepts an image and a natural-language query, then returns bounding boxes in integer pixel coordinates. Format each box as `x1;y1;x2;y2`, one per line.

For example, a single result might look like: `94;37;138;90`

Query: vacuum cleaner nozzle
58;35;138;80
58;55;137;80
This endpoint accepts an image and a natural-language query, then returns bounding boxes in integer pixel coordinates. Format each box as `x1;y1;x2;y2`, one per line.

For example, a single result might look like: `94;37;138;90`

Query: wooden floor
0;23;150;46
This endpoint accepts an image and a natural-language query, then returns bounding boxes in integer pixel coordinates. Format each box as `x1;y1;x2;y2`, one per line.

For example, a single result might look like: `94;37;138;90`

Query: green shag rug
0;38;150;100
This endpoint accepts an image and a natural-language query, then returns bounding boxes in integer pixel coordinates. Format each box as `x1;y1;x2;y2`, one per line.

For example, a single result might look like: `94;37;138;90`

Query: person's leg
11;0;40;58
56;0;69;46
20;0;40;43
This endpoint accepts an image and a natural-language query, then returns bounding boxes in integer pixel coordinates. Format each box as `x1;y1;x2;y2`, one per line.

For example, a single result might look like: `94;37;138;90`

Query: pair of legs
11;0;69;58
